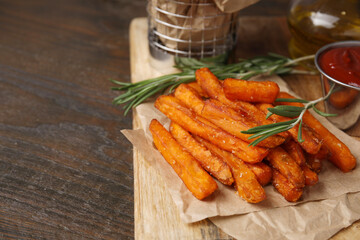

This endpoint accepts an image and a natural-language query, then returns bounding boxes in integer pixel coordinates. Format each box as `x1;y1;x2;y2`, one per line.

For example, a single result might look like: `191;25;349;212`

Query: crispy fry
195;67;227;102
149;119;217;200
301;165;319;186
155;95;268;163
223;78;280;103
267;147;305;188
282;140;306;166
277;92;357;172
194;136;266;203
272;169;303;202
195;68;289;139
187;82;209;98
174;83;205;115
301;124;323;154
169;122;234;185
246;162;273;186
256;103;322;154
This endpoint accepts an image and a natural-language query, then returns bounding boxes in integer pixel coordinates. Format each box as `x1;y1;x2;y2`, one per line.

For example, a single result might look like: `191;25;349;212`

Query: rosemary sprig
112;53;315;115
242;84;337;147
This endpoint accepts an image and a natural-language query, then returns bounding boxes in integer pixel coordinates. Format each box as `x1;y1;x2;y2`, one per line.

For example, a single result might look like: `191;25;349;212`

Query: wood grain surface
0;0;147;239
131;17;360;240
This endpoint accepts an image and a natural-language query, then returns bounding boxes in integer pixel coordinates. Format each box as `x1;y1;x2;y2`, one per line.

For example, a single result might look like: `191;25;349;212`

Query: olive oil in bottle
287;0;360;66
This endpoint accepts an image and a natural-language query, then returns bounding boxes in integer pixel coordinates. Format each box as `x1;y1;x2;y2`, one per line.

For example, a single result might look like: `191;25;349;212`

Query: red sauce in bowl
319;46;360;88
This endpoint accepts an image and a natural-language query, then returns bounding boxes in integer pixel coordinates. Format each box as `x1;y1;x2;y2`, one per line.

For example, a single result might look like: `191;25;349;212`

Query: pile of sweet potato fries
149;68;356;203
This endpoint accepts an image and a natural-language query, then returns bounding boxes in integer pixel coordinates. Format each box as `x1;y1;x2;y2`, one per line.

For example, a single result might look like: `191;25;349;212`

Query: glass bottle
287;0;360;66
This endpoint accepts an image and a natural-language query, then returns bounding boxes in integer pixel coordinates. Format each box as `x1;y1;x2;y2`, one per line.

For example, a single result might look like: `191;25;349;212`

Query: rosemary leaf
297;119;304;143
275;98;309;103
248;125;293;146
312;105;338;117
265;111;273;119
247;125;292;140
270;105;305;112
267;108;303;118
241;119;297;134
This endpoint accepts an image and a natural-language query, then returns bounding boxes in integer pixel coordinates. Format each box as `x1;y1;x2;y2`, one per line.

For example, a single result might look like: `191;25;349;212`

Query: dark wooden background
0;0;289;239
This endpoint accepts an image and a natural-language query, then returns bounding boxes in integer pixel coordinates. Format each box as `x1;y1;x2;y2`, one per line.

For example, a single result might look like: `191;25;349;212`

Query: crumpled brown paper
210;192;360;240
122;75;360;239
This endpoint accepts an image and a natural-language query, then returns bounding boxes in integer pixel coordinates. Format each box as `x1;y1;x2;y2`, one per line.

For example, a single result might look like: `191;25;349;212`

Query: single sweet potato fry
195;67;227;102
272;169;303;202
195;68;288;139
187;82;209;98
223;78;280;103
169;122;234;185
300;125;323;154
277;92;357;172
256;103;322;154
246;162;273;186
174;83;205;115
267;147;305;188
301;165;319;186
155;95;268;163
149;119;217;200
194;136;266;203
282;140;306;166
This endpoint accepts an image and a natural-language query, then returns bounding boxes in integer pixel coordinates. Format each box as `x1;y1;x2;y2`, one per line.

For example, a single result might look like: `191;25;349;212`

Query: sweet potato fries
148;67;356;203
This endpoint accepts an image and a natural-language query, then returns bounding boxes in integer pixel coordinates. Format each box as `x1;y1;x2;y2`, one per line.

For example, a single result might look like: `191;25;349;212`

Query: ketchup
319;46;360;88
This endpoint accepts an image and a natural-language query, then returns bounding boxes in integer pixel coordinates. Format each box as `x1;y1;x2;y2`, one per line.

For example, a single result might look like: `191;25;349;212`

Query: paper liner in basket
148;0;239;52
213;0;260;13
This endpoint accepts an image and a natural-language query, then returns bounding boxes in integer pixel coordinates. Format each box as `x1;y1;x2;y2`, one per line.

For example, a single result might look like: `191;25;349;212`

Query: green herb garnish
111;53;315;115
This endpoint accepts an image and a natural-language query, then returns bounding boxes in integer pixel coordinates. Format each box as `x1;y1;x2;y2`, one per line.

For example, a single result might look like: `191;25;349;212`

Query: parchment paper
122;75;360;239
210;192;360;240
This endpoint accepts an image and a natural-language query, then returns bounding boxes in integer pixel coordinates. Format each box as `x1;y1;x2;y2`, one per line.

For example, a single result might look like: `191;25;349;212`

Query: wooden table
0;0;357;239
0;0;143;238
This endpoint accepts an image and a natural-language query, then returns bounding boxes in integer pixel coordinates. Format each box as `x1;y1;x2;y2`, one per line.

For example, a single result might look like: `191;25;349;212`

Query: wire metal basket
147;0;238;59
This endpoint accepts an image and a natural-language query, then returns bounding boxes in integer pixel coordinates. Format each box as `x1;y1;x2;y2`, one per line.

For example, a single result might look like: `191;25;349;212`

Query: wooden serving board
130;17;360;239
